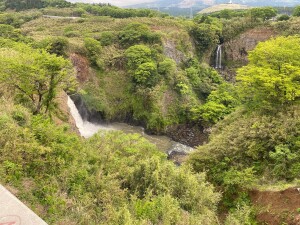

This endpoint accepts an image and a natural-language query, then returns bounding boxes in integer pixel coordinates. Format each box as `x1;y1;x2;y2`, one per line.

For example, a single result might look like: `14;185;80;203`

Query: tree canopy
0;39;76;114
237;36;300;110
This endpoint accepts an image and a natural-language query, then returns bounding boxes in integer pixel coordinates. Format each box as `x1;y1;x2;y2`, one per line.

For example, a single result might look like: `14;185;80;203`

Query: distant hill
199;3;250;14
124;0;298;16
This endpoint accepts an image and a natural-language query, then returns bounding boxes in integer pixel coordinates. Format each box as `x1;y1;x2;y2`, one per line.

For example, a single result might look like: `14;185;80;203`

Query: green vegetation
237;36;300;110
1;3;300;224
293;5;300;17
0;39;76;114
0;37;221;224
188;36;300;218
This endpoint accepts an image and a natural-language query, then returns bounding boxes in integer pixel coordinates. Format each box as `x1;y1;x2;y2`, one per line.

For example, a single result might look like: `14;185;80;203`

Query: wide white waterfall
67;96;113;138
215;44;222;69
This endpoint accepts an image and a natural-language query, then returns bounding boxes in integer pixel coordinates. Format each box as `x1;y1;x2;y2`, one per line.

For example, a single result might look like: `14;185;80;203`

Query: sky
67;0;156;6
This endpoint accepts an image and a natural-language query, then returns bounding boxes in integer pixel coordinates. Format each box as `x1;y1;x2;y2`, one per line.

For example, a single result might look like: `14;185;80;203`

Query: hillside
198;3;250;14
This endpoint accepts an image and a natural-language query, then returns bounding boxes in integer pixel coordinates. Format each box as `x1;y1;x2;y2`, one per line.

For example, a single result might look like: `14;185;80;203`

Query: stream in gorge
67;96;194;162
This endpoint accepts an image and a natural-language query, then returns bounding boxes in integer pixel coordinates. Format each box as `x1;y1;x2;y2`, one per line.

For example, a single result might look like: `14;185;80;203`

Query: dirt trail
250;187;300;225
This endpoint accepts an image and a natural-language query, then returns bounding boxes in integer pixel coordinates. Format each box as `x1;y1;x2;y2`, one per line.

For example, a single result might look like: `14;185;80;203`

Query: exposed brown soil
69;53;90;83
250;188;300;225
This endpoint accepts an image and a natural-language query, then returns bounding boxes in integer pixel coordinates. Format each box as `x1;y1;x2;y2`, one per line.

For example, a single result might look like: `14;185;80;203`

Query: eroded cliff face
222;27;278;80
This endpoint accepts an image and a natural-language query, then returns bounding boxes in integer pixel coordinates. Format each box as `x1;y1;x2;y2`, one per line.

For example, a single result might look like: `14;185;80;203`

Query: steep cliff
221;27;277;80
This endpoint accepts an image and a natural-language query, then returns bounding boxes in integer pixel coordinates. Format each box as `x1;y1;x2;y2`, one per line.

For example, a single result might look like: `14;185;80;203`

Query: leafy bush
277;14;290;21
84;37;102;67
98;31;116;46
0;24;22;40
191;83;239;124
119;22;161;47
38;37;69;56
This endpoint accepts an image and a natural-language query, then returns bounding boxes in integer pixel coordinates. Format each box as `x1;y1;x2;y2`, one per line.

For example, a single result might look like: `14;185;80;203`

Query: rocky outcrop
166;124;208;147
163;39;187;64
222;27;277;81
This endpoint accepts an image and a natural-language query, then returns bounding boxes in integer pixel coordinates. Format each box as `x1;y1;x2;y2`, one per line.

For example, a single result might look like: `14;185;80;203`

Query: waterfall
215;44;222;69
67;96;113;138
67;95;194;161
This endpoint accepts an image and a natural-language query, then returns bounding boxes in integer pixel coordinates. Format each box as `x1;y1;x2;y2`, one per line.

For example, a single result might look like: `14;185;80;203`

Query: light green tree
0;40;75;114
237;36;300;109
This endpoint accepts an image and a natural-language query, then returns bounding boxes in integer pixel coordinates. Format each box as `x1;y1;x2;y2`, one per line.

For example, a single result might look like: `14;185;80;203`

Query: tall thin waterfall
215;44;222;69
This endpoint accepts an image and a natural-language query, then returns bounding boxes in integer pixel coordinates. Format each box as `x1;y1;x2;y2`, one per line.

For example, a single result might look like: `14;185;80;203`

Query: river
67;96;194;156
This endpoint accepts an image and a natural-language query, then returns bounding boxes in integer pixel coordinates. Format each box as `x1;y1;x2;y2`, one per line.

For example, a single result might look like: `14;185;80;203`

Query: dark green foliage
293;6;300;17
210;9;248;20
190;16;222;57
81;4;163;19
98;31;116;46
277;14;290;21
38;37;69;56
3;0;71;11
185;59;223;98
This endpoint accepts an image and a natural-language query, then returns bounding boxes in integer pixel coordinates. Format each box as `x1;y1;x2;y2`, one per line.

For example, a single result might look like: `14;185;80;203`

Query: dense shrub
119;22;161;47
84;37;102;67
38;37;69;56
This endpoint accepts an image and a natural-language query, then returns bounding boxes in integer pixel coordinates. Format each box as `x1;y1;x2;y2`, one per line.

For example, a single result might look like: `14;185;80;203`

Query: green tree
249;7;277;21
190;16;222;57
237;36;300;109
293;5;300;17
0;40;75;114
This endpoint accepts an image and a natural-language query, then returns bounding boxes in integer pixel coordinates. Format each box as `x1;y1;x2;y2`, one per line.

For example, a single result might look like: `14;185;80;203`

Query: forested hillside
1;1;300;224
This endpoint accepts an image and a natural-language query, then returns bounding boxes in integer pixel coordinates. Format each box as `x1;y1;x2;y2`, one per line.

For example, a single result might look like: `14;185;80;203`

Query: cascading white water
215;44;222;69
67;96;113;138
67;96;194;155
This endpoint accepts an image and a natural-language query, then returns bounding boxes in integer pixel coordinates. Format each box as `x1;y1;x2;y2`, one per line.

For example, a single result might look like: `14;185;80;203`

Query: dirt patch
70;53;90;83
250;188;300;225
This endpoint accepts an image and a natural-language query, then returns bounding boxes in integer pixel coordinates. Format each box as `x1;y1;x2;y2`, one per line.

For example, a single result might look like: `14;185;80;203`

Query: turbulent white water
67;96;113;138
67;96;194;154
215;44;222;69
